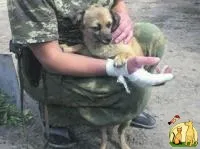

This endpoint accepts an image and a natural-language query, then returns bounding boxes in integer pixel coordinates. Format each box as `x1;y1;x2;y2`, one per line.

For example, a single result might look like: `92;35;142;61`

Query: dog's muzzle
101;36;112;44
95;33;112;44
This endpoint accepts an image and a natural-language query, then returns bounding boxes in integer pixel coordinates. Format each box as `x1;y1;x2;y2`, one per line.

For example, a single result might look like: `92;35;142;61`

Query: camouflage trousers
22;22;166;127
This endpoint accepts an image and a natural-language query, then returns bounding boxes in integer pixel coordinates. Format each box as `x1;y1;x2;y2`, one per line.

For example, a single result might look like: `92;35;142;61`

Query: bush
0;90;32;126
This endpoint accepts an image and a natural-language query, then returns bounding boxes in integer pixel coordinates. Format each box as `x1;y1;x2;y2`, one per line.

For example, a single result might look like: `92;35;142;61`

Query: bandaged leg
126;67;173;88
106;58;174;90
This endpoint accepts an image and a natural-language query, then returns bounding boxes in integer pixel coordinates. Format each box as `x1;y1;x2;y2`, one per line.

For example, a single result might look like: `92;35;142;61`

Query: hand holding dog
112;11;134;44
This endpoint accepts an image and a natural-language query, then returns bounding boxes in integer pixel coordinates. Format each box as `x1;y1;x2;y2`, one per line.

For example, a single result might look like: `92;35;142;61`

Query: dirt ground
0;0;200;149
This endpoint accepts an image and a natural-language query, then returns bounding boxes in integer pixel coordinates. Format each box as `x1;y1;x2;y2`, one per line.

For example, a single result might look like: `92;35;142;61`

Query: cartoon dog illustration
185;120;196;146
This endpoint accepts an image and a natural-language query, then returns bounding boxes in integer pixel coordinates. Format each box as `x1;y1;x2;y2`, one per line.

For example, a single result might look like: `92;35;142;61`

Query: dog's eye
91;23;101;31
106;22;111;28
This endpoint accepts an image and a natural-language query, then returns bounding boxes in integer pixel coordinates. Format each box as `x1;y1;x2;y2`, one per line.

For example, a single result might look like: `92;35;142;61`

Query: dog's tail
171;132;176;144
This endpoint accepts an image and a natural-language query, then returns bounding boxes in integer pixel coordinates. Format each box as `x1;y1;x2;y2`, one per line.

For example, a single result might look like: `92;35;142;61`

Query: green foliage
169;142;198;147
0;90;33;126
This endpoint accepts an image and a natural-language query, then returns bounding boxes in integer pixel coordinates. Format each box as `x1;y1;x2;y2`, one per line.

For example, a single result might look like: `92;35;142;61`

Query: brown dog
185;121;196;146
61;4;144;149
81;4;143;67
61;4;143;67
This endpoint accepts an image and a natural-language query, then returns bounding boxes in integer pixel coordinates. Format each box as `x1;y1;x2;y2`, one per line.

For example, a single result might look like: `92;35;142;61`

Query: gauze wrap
106;59;174;90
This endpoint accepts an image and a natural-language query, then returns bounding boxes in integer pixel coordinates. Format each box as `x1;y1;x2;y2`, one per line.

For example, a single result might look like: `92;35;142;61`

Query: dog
60;4;149;149
185;120;196;146
60;4;143;67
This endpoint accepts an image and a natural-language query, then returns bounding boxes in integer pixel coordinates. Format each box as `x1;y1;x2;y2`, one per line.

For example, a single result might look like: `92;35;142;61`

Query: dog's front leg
190;138;193;146
118;120;131;149
114;52;133;68
100;127;108;149
185;137;188;146
60;44;84;53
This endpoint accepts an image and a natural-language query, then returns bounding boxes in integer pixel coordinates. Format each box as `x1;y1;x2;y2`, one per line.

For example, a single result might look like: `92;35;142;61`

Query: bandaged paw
106;58;174;89
106;59;129;76
126;67;174;88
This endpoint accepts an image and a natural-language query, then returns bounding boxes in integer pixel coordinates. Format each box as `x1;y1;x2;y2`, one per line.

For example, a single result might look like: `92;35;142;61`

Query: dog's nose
102;35;112;44
105;37;112;43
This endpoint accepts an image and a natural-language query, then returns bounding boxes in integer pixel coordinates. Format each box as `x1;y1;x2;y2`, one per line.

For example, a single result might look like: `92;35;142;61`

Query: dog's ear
72;10;85;29
110;11;120;32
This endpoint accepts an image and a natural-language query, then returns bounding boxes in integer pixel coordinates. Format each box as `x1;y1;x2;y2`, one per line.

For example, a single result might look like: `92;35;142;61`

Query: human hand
126;57;174;87
112;11;133;44
106;56;174;87
106;56;160;76
126;67;174;87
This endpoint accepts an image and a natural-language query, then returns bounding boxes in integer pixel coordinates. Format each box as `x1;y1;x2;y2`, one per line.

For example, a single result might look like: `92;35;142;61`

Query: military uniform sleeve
7;0;58;44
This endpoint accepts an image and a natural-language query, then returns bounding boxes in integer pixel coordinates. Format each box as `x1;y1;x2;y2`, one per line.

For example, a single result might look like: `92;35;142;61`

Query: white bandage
117;75;131;94
106;59;129;76
126;67;174;88
106;59;131;93
106;59;174;89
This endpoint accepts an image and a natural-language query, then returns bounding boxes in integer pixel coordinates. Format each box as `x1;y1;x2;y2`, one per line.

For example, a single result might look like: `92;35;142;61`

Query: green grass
0;90;32;126
169;142;198;147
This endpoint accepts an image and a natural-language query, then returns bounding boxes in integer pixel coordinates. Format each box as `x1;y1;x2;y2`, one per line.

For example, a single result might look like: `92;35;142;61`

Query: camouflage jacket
8;0;114;45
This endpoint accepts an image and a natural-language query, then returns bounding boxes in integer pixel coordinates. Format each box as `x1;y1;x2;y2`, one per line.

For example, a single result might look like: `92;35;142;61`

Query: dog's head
184;120;193;127
76;4;120;44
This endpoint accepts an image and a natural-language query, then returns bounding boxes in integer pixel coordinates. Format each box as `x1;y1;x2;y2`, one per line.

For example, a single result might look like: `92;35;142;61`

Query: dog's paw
114;56;127;68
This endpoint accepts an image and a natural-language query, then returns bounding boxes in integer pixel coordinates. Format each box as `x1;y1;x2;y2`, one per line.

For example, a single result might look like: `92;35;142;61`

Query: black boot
44;127;77;149
130;111;156;129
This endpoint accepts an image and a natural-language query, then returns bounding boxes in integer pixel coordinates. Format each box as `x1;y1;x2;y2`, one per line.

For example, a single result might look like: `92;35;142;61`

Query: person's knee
134;22;166;58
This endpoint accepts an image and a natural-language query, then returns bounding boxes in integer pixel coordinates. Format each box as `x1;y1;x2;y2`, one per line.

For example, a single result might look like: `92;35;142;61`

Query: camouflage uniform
7;0;166;127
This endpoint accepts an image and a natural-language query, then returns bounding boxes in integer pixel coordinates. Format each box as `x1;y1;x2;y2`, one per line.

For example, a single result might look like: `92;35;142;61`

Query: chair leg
39;102;50;138
44;104;50;139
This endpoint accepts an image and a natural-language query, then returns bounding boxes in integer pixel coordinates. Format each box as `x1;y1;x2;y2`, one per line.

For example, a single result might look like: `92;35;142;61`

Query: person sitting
7;0;173;148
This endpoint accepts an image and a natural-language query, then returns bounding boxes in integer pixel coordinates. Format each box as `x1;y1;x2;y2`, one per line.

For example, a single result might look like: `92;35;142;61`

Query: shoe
130;111;156;129
44;127;77;149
